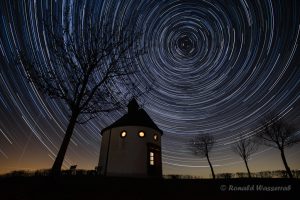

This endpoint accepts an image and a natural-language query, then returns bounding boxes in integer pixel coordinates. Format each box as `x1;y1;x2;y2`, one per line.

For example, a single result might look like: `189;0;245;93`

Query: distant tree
191;134;216;179
258;171;272;178
235;172;248;178
17;9;146;175
293;170;300;178
256;114;300;178
216;173;233;179
231;135;258;178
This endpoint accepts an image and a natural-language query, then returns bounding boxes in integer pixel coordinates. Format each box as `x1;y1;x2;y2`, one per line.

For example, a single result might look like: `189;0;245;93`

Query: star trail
1;0;300;177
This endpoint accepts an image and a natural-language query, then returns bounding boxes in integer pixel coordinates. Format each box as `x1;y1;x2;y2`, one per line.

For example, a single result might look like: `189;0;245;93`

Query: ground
0;176;299;199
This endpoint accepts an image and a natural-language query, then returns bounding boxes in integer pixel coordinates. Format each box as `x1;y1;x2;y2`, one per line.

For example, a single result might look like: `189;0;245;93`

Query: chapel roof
100;99;163;135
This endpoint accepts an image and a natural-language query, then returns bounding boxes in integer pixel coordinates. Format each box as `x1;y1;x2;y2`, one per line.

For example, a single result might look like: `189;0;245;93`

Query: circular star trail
0;0;300;176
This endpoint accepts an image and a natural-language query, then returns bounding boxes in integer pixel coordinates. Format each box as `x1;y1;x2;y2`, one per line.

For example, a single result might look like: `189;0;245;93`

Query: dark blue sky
0;0;300;177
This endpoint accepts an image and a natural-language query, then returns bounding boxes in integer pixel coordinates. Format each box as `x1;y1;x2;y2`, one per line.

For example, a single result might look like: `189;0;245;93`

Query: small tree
257;114;299;178
232;135;258;178
192;134;216;179
17;9;146;174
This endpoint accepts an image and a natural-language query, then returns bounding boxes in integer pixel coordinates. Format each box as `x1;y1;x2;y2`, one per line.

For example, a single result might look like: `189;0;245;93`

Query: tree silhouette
191;134;216;179
17;10;146;175
256;114;299;178
231;135;258;178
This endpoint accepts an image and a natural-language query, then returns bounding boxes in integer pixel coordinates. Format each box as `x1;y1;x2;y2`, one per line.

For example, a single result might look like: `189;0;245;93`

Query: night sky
1;0;300;177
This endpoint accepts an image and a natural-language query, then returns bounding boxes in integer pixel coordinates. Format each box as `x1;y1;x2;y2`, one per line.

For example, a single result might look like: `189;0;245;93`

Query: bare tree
232;135;258;178
17;9;146;174
257;114;299;178
191;134;216;179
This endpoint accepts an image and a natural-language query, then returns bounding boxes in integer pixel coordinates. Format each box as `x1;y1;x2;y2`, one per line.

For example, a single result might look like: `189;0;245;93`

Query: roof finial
128;98;139;113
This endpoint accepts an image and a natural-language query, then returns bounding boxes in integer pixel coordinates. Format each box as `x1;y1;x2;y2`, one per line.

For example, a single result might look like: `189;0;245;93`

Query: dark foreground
0;176;299;200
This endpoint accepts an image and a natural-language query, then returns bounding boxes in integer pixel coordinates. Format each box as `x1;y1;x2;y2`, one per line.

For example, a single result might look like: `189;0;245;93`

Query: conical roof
100;99;163;135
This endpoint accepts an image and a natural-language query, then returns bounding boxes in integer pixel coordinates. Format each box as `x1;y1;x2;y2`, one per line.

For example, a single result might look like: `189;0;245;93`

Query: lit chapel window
120;131;127;138
138;131;145;138
153;134;158;141
150;152;154;165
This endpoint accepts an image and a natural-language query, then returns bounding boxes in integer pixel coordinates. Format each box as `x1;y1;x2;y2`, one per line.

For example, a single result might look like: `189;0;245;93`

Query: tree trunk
244;159;251;178
51;110;79;175
206;154;215;179
280;148;293;178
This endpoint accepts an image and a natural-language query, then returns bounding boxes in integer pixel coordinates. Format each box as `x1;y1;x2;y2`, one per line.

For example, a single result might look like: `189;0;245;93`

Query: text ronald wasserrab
225;184;291;192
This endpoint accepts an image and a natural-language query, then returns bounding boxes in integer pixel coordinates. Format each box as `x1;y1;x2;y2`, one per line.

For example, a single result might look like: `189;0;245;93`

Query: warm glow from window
138;131;145;138
150;152;154;165
120;131;127;138
154;134;158;141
